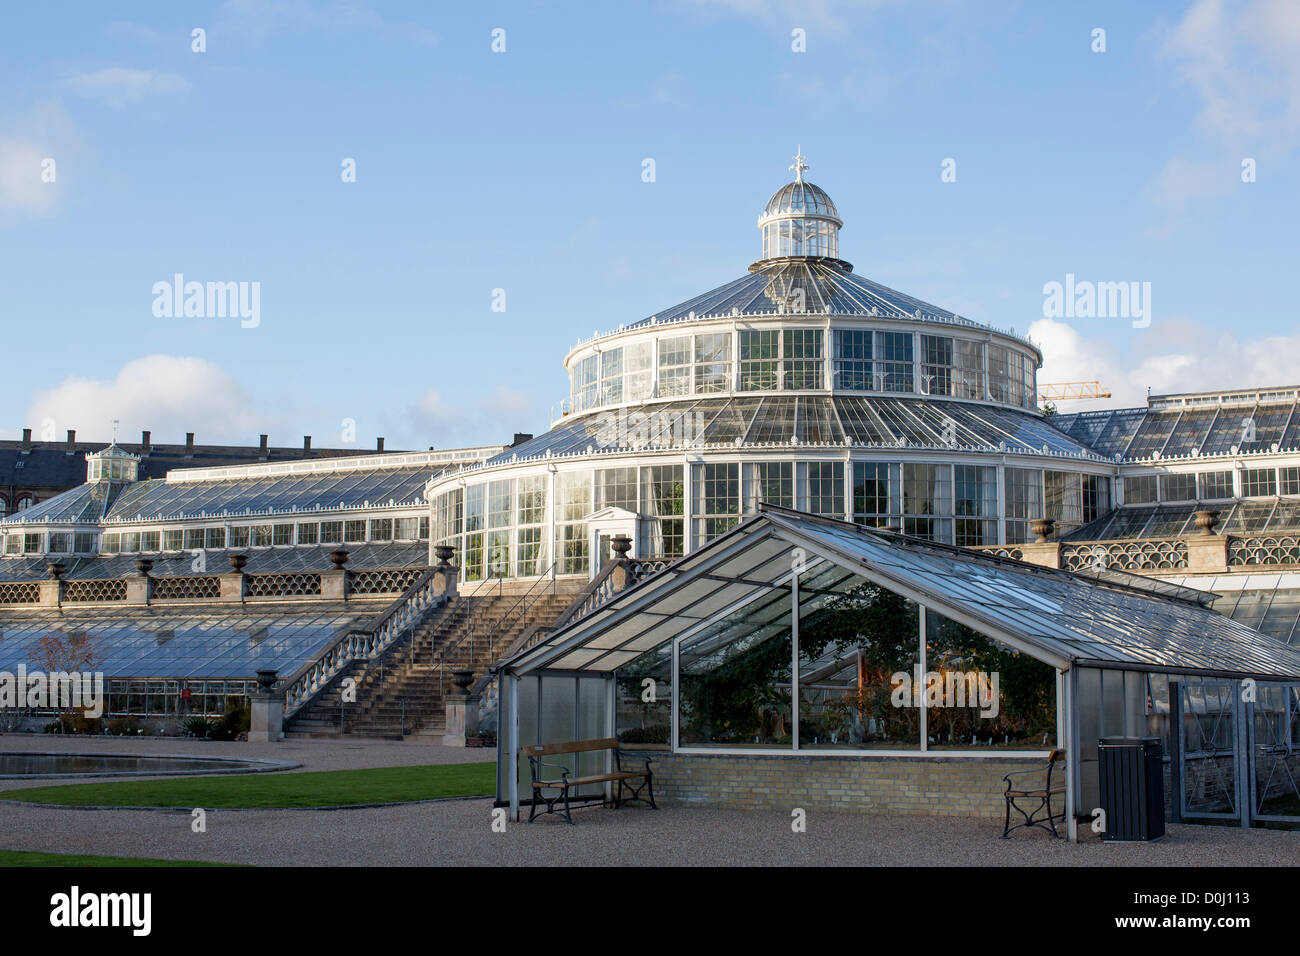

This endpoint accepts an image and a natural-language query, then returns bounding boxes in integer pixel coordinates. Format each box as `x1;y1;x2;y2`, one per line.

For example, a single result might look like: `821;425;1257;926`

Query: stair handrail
431;562;565;692
283;566;444;718
496;557;624;665
475;562;558;657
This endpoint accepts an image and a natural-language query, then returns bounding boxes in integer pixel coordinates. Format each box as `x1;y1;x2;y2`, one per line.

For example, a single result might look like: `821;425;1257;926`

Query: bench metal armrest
616;749;655;775
1003;767;1049;790
614;750;653;774
529;757;573;786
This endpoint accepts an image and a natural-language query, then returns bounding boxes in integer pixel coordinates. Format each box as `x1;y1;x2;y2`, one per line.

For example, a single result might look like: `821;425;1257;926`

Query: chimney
376;437;385;452
512;433;534;447
21;427;31;451
185;432;195;457
141;430;151;448
66;429;76;451
303;436;312;453
259;434;269;458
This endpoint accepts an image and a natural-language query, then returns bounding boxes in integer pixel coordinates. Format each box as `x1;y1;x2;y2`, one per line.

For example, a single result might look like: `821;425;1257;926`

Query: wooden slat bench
1001;748;1066;839
523;737;657;824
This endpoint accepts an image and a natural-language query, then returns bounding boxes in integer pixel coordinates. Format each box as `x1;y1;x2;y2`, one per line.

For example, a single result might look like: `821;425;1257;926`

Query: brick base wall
640;750;1047;818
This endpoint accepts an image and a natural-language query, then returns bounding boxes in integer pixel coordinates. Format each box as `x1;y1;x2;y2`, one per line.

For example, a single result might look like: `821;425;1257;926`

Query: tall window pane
693;462;740;543
745;461;794;512
797;563;921;750
920;334;954;397
694;333;731;393
954;465;996;545
804;461;844;517
902;463;952;542
1004;467;1043;544
783;329;823;389
852;462;899;526
641;465;684;558
678;585;793;749
833;329;872;390
658;335;692;397
876;331;914;393
739;330;779;391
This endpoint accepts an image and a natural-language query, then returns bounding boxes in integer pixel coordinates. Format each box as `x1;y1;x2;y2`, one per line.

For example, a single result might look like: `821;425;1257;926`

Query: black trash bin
1098;736;1165;842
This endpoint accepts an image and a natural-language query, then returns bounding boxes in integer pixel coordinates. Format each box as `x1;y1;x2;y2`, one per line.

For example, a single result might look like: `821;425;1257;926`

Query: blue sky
2;0;1298;449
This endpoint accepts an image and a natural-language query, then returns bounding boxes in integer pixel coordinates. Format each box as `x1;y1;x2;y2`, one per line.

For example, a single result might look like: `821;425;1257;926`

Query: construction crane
1036;381;1112;402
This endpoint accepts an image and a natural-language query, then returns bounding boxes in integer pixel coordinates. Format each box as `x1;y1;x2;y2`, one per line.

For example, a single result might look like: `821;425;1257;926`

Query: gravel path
1;735;1297;866
1;798;1297;866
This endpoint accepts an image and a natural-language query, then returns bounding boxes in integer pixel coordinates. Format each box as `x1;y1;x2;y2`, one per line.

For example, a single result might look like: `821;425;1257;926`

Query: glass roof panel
1161;409;1218;456
1091;409;1148;458
1124;412;1181;460
0;603;365;678
505;509;1300;681
489;397;1103;462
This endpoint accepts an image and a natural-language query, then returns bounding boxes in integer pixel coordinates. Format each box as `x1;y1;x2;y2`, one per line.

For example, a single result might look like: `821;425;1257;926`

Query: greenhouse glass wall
496;508;1300;836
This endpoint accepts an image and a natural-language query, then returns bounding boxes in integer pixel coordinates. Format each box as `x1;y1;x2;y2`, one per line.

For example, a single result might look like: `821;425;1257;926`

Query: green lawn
0;850;238;867
2;761;496;809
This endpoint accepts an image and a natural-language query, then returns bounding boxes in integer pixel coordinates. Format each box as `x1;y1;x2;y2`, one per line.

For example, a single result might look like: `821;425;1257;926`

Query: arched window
16;496;33;511
0;497;7;517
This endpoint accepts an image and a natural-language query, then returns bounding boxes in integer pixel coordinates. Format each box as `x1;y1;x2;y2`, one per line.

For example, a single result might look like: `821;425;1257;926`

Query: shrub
182;716;217;739
619;724;670;744
41;711;102;735
210;702;250;741
105;717;143;736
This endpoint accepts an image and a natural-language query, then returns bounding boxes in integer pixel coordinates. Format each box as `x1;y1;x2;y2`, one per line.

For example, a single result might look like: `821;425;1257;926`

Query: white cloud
1149;155;1231;209
485;385;534;421
0;139;55;214
25;356;263;444
64;67;189;108
408;385;539;447
217;0;384;47
1032;317;1300;411
0;103;82;216
1152;0;1300;206
678;0;892;35
105;21;165;44
1161;0;1300;146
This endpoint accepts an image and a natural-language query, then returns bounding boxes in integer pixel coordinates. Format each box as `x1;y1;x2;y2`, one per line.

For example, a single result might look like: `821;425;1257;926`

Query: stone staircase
285;586;578;739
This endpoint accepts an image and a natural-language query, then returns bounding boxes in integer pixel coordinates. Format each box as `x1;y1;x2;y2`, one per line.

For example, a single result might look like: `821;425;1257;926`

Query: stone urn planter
1193;509;1220;535
255;669;278;690
46;562;66;580
451;669;475;692
1031;518;1056;543
434;545;455;566
135;557;154;575
229;553;249;572
329;549;350;569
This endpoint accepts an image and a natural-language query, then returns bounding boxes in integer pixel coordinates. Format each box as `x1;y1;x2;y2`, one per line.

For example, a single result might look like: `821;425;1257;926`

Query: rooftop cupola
86;441;140;484
755;149;844;265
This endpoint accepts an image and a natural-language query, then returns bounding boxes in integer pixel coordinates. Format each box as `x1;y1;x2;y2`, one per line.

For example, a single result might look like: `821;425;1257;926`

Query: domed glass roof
755;152;844;261
762;180;839;220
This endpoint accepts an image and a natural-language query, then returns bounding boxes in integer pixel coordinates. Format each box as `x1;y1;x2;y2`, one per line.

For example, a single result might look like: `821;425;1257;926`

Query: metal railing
501;559;624;662
283;567;444;718
1228;534;1300;568
1060;538;1188;572
433;565;559;694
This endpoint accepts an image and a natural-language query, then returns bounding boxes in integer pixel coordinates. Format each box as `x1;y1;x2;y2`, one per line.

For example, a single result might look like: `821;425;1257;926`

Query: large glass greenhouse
495;507;1300;835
